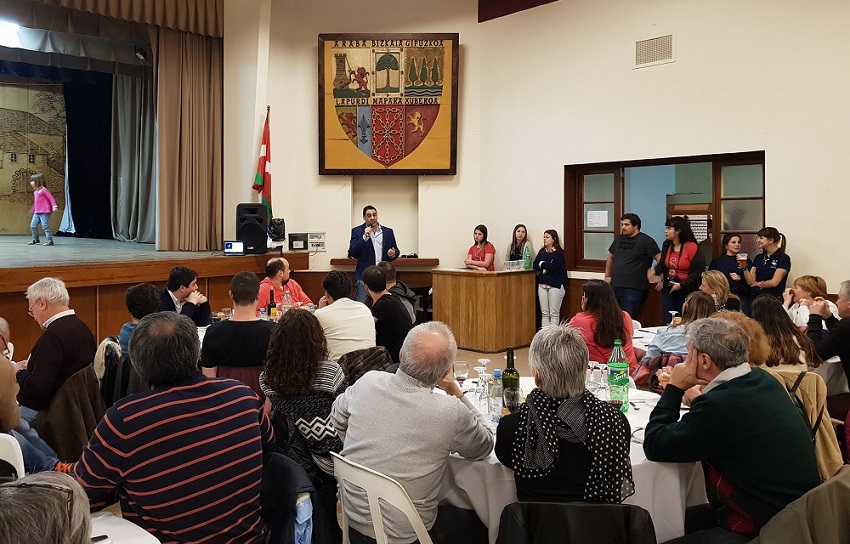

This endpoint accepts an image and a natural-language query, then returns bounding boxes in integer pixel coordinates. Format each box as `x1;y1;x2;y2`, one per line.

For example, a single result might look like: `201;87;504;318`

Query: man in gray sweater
331;321;494;544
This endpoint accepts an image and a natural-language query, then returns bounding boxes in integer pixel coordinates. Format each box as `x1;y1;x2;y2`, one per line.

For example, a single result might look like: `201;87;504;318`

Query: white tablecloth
91;511;159;544
439;383;706;544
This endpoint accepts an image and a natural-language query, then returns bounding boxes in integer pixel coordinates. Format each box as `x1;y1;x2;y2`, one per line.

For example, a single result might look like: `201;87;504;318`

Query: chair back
218;365;265;403
33;365;105;461
765;369;844;481
331;452;432;544
4;341;13;361
753;465;850;544
337;346;393;385
496;502;656;544
0;434;25;479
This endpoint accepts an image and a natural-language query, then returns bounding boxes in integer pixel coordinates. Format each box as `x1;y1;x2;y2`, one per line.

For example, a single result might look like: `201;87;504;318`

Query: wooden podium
432;269;536;352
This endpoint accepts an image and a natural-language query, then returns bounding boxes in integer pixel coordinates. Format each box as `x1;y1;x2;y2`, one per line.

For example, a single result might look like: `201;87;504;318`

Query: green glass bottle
502;346;520;390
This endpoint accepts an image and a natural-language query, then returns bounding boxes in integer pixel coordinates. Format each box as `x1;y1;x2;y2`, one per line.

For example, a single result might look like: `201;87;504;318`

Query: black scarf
511;388;635;503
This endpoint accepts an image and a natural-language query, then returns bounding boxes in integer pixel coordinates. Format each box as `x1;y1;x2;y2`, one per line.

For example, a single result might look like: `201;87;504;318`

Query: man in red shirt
256;257;312;312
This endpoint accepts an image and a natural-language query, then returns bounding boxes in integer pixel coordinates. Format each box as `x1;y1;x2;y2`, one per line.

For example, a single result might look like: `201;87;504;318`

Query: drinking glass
476;358;490;369
503;387;523;414
595;363;609;399
453;361;469;389
668;310;678;324
477;372;491;413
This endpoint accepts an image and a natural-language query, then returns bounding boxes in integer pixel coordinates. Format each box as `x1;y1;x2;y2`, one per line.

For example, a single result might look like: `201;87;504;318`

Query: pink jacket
31;188;58;214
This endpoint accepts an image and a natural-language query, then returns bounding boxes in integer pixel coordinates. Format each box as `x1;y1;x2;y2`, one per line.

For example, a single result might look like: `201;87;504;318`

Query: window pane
721;165;763;197
721;200;763;231
583;174;614;201
584;233;613;260
583;203;614;232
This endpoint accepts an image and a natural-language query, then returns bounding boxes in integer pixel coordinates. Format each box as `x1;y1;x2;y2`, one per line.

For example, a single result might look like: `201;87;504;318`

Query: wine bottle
502;346;520;389
266;287;276;320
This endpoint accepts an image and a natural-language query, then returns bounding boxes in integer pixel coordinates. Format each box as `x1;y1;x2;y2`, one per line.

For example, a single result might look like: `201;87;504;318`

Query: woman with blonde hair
700;270;740;312
711;311;771;367
783;275;838;330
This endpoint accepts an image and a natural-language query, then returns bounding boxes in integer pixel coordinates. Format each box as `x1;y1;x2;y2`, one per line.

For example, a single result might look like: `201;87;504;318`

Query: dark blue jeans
662;287;687;323
612;286;648;320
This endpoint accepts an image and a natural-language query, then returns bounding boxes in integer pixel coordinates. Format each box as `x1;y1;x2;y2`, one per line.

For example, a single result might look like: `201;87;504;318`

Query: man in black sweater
644;318;819;541
14;278;96;418
362;265;412;365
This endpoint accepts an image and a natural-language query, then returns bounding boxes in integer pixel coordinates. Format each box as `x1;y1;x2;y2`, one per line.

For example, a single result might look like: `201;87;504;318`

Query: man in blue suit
348;205;399;303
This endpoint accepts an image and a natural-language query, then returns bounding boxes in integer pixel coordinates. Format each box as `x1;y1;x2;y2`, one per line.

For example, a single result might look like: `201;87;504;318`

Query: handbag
634;353;684;393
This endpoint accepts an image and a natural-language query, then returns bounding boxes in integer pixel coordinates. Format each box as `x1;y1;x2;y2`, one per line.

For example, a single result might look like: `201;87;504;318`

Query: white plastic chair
631;319;642;331
331;452;433;544
0;434;26;479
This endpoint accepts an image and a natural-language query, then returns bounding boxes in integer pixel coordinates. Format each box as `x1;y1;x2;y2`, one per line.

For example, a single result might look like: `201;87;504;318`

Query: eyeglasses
2;481;73;522
27;298;42;317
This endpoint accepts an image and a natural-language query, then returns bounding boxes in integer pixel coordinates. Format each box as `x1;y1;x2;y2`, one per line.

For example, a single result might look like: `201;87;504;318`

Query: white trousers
538;285;565;327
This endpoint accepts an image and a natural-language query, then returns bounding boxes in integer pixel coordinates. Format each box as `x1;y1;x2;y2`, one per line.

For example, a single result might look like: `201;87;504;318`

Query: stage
0;235;308;358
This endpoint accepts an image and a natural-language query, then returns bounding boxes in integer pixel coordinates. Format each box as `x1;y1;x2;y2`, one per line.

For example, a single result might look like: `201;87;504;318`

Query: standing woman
465;224;496;271
652;216;705;323
506;223;533;261
533;229;567;327
708;233;753;313
27;173;58;246
744;227;790;300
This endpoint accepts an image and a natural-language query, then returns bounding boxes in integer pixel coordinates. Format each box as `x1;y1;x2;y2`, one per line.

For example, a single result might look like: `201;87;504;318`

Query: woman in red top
465;224;496;271
568;280;638;372
652;216;705;323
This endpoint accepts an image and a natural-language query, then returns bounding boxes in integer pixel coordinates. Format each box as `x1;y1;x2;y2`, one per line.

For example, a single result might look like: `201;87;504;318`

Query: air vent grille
635;34;674;68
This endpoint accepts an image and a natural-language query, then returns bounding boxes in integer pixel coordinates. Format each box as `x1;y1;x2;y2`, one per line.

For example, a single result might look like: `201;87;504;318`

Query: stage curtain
111;73;156;243
32;0;223;38
153;26;222;251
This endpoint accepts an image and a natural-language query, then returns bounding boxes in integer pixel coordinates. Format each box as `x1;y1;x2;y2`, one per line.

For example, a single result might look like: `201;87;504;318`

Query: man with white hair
14;278;96;421
330;321;493;543
644;317;819;541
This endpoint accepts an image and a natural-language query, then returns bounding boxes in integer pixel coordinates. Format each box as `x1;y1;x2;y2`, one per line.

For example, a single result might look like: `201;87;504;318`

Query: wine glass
503;387;523;414
476;358;490;370
667;310;678;325
453;361;469;389
476;372;491;413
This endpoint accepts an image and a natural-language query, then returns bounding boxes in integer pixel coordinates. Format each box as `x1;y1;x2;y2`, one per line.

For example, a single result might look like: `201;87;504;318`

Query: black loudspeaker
236;203;268;254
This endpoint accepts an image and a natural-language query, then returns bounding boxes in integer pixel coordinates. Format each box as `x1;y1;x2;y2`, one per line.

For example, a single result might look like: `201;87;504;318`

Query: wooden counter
432;268;536;352
329;258;439;267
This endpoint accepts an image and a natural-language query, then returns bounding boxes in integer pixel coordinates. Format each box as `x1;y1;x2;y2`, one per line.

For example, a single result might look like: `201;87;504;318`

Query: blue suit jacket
348;224;399;280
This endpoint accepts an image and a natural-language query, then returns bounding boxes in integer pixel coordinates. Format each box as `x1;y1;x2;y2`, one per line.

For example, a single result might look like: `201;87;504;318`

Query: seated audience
158;266;211;326
377;261;416;324
750;295;821;370
261;309;346;528
496;325;634;503
0;472;90;544
0;318;18;432
783;275;838;330
534;229;568;328
568;280;638;371
119;283;160;357
699;270;740;311
711;311;771;367
708;233;752;314
201;271;275;399
73;312;273;543
15;278;96;420
641;291;716;363
331;322;493;544
362;265;413;365
807;281;850;419
644;318;820;540
256;257;312;312
315;271;376;361
465;224;496;271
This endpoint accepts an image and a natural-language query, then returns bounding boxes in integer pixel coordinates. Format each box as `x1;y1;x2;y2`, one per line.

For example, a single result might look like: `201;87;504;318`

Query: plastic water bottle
259;308;267;321
607;340;630;412
523;244;532;270
490;369;504;424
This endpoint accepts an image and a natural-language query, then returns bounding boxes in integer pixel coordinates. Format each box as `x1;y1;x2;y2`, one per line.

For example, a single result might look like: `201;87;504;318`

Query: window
565;152;764;270
28;154;35;164
9;153;17;163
